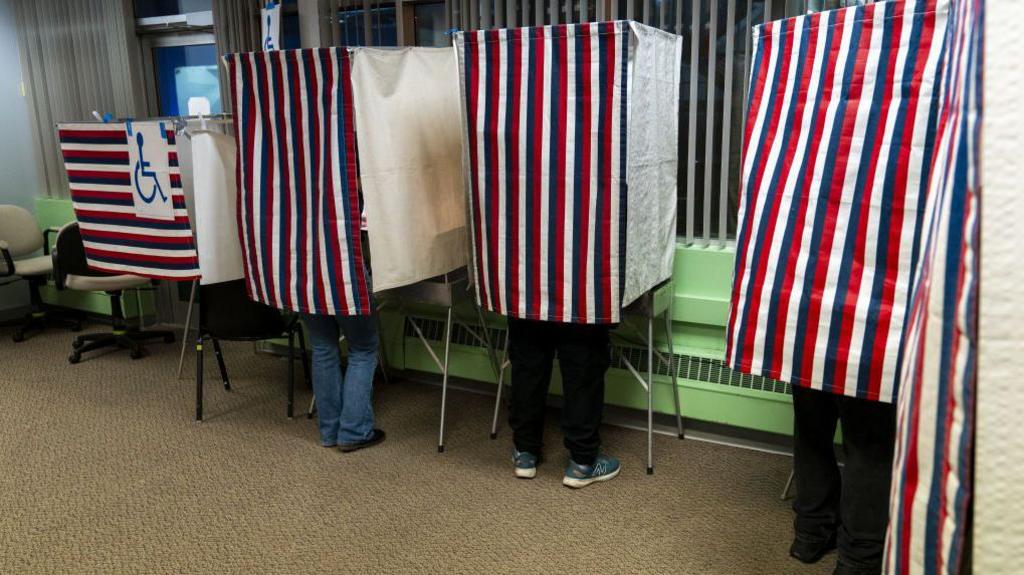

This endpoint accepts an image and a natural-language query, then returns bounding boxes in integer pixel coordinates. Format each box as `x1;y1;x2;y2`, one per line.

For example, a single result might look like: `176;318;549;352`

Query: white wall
0;0;44;315
976;2;1024;573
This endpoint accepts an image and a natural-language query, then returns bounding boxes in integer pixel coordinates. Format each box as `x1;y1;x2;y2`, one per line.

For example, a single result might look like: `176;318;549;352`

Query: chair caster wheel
68;352;81;364
129;349;143;360
646;467;654;476
437;445;445;453
12;331;24;343
164;334;175;343
72;339;84;350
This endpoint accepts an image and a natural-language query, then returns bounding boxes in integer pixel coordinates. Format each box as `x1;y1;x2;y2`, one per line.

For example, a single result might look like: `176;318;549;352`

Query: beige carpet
0;325;833;574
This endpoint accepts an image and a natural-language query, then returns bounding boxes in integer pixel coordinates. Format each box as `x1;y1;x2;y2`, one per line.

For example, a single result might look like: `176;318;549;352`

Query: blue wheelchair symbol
264;13;274;50
133;132;167;204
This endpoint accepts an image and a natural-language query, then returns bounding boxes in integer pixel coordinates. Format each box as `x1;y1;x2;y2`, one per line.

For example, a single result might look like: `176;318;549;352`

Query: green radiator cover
380;244;795;436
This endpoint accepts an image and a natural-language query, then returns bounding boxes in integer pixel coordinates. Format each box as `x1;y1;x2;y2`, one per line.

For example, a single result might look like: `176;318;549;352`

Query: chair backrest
198;279;288;340
52;222;112;288
0;205;43;258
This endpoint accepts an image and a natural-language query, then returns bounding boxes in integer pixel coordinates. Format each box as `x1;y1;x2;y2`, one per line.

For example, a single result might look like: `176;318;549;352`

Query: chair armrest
42;227;61;256
0;243;14;278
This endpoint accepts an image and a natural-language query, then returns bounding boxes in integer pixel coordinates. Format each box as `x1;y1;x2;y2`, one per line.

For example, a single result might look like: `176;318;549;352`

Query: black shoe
789;533;837;564
338;429;386;453
833;559;880;575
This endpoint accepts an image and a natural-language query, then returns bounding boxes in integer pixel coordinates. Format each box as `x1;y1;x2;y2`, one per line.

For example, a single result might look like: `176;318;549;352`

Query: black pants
791;385;897;572
507;318;611;466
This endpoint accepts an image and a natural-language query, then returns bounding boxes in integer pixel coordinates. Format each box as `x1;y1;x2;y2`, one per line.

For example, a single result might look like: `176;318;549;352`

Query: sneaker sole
562;466;621;489
514;467;537;479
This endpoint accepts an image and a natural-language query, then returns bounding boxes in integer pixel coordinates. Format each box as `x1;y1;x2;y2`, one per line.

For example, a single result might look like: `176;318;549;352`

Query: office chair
194;279;310;421
0;205;82;341
51;222;175;363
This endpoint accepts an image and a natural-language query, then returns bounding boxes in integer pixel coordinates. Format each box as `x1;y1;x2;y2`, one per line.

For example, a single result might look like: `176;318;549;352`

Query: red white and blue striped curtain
224;48;371;316
57;123;199;281
725;0;947;404
457;22;632;324
885;0;982;572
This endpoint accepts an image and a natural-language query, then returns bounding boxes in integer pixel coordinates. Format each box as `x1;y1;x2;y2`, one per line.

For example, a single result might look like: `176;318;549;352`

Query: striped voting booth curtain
225;48;370;316
458;22;630;324
885;0;982;572
725;0;947;403
57;123;199;281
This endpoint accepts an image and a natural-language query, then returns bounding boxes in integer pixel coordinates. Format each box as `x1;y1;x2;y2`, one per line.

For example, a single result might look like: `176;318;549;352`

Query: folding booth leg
781;469;795;500
647;315;655;475
474;303;501;379
195;335;205;422
437;306;453;453
297;325;311;387
177;279;198;380
373;310;391;385
287;328;296;419
307;396;317;419
212;338;230;391
489;335;510;439
665;308;684;439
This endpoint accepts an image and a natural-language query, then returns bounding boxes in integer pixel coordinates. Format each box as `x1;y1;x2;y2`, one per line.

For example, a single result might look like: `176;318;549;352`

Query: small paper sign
127;122;175;221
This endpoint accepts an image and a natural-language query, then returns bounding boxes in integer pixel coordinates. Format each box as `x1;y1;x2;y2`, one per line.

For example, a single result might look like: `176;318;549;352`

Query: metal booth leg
177;279;198;380
665;308;684;439
287;327;295;419
437;305;454;453
489;334;511;439
647;314;655;475
212;338;230;391
195;334;205;421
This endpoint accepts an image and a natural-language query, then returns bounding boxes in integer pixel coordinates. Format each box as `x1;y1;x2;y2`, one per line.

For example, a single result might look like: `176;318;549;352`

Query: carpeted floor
0;324;833;574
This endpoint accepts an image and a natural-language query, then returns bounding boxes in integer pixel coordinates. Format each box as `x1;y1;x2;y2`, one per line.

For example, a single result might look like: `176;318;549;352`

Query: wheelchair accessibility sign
126;121;175;221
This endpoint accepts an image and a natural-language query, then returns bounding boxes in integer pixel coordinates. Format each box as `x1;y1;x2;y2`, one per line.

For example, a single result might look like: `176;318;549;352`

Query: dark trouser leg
792;385;842;545
836;396;897;572
507;318;556;456
554;323;611;466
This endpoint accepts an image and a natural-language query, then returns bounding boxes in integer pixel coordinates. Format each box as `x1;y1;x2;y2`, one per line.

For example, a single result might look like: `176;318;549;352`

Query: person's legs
791;385;842;559
834;396;897;573
507;318;556;457
553;322;611;466
336;313;380;445
300;313;343;447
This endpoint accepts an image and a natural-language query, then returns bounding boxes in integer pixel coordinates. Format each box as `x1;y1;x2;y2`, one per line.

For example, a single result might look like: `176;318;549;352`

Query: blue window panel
414;2;446;47
136;0;212;18
337;8;397;47
153;43;222;116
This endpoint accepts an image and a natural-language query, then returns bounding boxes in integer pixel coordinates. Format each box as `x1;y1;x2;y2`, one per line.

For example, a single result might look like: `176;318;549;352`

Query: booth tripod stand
488;279;684;474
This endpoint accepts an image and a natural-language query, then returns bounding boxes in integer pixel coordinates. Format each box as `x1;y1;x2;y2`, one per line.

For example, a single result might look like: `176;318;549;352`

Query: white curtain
13;0;145;199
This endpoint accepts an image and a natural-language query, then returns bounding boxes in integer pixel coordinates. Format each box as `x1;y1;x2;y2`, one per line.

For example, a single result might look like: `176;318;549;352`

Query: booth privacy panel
350;47;468;292
456;22;680;325
224;49;371;316
724;0;947;404
191;131;244;286
57;122;199;281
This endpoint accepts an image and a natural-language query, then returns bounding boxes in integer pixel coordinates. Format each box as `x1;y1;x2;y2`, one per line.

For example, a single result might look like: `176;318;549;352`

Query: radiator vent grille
403;317;791;396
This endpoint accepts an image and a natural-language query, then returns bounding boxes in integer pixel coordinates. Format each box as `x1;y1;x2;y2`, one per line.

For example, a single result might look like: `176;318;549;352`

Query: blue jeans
301;313;379;446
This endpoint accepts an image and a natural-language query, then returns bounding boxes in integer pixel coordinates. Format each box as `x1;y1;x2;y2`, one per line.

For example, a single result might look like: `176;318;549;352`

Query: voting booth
224;47;469;315
456;21;682;325
57;122;200;281
457;21;683;471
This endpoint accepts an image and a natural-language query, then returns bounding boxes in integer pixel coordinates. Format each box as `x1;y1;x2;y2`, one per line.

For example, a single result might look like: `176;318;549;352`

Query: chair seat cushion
66;273;150;292
13;255;52;277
